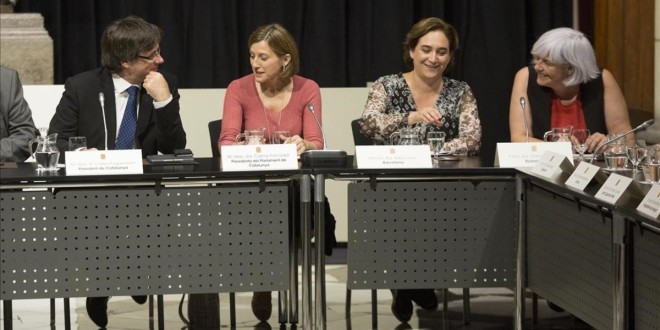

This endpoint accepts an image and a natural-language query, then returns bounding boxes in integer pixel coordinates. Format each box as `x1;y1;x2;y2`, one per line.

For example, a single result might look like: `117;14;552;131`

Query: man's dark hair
101;16;162;72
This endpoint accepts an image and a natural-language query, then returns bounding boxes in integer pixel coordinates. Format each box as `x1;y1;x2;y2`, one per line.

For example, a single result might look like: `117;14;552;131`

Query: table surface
0;158;307;184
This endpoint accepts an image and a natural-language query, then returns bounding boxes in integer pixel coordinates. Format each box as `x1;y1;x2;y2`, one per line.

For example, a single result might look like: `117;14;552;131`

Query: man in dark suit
48;16;186;328
0;66;38;163
49;15;186;159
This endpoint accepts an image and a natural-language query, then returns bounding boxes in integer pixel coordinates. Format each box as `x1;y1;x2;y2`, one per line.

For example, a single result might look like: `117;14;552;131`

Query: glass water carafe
29;133;60;171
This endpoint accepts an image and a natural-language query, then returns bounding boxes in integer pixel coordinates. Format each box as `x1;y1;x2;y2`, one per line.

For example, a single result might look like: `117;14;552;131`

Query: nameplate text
355;145;432;168
637;183;660;219
595;173;633;204
495;142;573;168
65;150;143;175
221;144;298;171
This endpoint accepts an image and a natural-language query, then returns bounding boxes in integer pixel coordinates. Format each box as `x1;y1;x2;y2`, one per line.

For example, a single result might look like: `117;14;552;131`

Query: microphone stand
519;97;529;142
300;103;347;168
589;119;654;164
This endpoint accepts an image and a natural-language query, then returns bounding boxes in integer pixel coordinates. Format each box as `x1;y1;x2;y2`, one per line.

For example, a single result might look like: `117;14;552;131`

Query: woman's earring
282;63;287;72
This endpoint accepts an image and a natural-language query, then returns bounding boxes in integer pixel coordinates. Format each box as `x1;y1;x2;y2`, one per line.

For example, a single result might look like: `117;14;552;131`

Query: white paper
65;150;143;175
355;145;432;169
221;144;298;171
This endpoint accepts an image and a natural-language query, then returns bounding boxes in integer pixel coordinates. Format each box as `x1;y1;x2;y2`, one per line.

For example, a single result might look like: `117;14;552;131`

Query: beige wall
23;85;370;242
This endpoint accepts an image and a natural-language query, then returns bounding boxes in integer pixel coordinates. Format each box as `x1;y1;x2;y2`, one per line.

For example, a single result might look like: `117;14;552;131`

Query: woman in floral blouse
360;17;481;156
359;17;482;324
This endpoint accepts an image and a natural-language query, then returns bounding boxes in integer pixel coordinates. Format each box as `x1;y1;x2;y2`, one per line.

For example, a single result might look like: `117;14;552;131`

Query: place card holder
530;150;574;180
637;183;660;219
565;161;608;191
594;173;646;205
495;142;573;168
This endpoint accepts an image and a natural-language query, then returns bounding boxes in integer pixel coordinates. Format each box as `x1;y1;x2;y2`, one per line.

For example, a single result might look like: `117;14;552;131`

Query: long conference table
1;156;659;330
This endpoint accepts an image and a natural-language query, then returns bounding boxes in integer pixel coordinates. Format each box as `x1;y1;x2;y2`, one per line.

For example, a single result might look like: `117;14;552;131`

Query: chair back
208;119;222;157
351;118;374;146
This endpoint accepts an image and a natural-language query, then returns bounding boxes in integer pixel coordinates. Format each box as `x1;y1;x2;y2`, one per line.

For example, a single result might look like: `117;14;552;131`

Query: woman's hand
410;107;442;126
285;134;309;155
586;132;607;153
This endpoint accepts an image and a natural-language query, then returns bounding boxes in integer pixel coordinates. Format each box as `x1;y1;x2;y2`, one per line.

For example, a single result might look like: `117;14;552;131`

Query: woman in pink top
219;23;323;155
218;23;326;323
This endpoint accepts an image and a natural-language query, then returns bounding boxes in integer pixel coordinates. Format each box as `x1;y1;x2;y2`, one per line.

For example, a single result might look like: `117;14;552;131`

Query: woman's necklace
260;85;288;141
262;106;284;140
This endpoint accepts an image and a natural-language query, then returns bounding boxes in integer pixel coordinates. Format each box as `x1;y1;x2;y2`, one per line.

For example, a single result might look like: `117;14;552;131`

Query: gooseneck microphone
589;119;655;164
300;103;347;167
99;92;109;150
519;97;529;142
307;103;327;149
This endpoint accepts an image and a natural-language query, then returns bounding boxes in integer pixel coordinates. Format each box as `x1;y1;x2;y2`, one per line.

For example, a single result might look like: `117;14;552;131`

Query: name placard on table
565;161;606;191
221;144;298;171
65;150;143;175
495;142;573;168
595;173;634;204
355;145;432;168
530;150;574;179
637;183;660;219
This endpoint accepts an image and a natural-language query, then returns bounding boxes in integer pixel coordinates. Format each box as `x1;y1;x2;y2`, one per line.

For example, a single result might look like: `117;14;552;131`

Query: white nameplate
65;149;143;175
495;142;573;167
221;144;298;171
637;183;660;219
595;173;633;204
355;145;432;168
565;161;606;191
530;151;574;179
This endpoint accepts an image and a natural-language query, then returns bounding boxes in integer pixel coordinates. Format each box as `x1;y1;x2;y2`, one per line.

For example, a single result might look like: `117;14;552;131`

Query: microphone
300;103;347;168
590;119;654;164
519;97;529;142
308;103;326;149
99;92;109;150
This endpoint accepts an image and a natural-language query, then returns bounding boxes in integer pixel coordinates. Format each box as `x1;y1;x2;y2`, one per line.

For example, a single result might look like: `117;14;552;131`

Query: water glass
68;136;87;151
271;130;291;144
626;142;647;175
571;129;590;161
603;133;628;171
426;131;446;157
642;145;660;182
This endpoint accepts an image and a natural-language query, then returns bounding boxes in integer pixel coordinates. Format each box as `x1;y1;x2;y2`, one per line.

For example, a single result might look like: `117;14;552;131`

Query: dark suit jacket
49;67;186;160
0;66;38;162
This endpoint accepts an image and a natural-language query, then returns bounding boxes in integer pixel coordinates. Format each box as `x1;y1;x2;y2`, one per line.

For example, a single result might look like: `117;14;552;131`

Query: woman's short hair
403;17;459;70
248;24;300;80
101;16;162;73
531;27;600;86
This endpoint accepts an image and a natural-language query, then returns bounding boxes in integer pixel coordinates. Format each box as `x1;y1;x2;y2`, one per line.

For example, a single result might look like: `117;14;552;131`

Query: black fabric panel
15;0;573;159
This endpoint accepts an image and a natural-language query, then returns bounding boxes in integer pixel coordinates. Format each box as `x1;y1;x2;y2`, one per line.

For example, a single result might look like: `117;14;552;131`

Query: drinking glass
604;133;628;171
271;130;291;144
68;136;87;151
642;145;660;183
571;129;590;162
626;142;647;175
426;131;446;158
